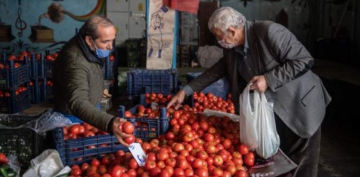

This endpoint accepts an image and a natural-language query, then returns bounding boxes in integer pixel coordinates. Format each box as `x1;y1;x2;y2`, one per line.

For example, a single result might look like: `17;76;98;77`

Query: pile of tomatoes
191;92;235;114
123;105;172;119
0;85;28;98
69;109;254;177
62;123;109;140
144;93;172;106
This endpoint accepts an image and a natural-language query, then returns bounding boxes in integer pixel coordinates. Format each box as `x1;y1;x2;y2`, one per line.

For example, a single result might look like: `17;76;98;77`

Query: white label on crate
128;143;146;166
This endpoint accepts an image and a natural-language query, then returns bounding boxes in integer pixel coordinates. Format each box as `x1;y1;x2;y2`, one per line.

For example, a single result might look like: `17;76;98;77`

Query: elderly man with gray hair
168;7;331;177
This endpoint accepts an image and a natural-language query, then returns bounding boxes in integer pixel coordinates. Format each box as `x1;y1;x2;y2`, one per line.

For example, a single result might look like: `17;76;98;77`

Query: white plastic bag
23;149;70;177
255;92;280;159
239;85;259;150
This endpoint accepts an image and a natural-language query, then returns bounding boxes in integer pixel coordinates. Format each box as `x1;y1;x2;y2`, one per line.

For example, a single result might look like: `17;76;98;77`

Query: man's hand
112;117;132;146
103;89;112;98
249;75;268;93
166;90;186;109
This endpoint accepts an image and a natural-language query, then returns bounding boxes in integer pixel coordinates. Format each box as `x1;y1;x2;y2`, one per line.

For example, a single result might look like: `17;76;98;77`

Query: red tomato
211;168;224;176
101;156;110;166
222;139;232;149
124;134;135;144
144;160;157;171
81;162;90;172
157;151;169;161
244;152;255;167
195;168;209;177
122;122;134;134
71;168;82;176
124;111;132;118
69;125;81;135
173;168;185;176
83;131;95;137
203;133;214;142
149;167;161;177
160;168;171;177
235;170;248;177
4;92;10;97
213;155;224;166
127;169;137;177
111;165;124;177
91;159;100;167
238;144;249;155
129;158;138;169
0;153;8;165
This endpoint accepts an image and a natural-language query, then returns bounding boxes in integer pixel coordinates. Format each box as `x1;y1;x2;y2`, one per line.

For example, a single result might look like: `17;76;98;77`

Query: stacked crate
28;51;56;103
40;51;56;102
29;52;43;103
0;52;31;113
126;69;178;100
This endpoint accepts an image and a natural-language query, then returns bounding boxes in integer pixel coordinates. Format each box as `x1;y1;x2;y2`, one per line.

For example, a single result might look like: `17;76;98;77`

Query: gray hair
208;7;246;33
80;15;114;40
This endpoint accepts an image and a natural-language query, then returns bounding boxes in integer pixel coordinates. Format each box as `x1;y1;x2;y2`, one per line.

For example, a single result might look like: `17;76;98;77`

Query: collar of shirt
234;24;249;56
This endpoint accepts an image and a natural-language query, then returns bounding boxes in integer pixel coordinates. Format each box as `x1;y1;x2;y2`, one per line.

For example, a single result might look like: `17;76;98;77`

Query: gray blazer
187;20;331;138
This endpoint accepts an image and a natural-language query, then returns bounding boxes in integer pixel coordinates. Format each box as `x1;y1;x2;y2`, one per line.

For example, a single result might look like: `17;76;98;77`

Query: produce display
68;104;253;177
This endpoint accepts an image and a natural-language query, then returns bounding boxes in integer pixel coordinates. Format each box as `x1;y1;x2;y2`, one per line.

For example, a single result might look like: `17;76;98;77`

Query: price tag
128;143;147;166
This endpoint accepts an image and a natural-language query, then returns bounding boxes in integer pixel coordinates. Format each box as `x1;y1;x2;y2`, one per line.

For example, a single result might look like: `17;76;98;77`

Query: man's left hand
249;75;268;93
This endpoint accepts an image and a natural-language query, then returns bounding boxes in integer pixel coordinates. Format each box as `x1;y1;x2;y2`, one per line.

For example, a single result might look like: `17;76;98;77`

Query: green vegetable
0;165;16;177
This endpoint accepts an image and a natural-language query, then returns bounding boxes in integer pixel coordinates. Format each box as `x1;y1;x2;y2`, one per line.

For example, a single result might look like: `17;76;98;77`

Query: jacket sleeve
263;23;314;92
65;63;114;132
187;52;228;92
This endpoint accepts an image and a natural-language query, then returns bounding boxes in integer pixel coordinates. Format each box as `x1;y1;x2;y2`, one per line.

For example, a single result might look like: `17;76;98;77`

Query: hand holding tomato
112;117;133;146
167;89;186;109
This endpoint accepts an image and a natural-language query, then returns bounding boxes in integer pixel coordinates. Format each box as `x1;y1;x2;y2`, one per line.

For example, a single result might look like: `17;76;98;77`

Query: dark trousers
275;115;321;177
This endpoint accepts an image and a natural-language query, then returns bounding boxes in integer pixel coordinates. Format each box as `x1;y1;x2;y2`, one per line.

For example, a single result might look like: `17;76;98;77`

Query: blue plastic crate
38;59;54;78
52;127;129;166
29;82;42;104
118;105;169;142
0;109;51;174
186;72;229;99
0;61;30;89
0;89;31;113
45;85;53;101
126;69;178;100
28;53;43;78
103;58;114;80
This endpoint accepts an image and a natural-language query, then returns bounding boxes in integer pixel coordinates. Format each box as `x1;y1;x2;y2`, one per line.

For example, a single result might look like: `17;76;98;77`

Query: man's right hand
166;90;186;109
112;117;132;146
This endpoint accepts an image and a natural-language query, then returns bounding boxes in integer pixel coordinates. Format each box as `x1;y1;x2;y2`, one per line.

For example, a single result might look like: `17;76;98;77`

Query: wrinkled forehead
211;27;226;40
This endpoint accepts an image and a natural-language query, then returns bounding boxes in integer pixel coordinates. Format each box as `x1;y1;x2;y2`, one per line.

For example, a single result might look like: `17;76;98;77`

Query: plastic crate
52;127;129;166
186;72;229;99
39;59;54;78
126;69;178;100
0;89;31;114
0;109;50;173
29;82;42;104
0;60;30;89
28;53;42;78
103;58;114;80
40;84;53;102
118;105;170;142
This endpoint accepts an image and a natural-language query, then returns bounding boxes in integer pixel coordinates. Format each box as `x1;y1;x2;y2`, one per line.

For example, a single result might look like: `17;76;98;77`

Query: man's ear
85;36;94;49
227;26;236;37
